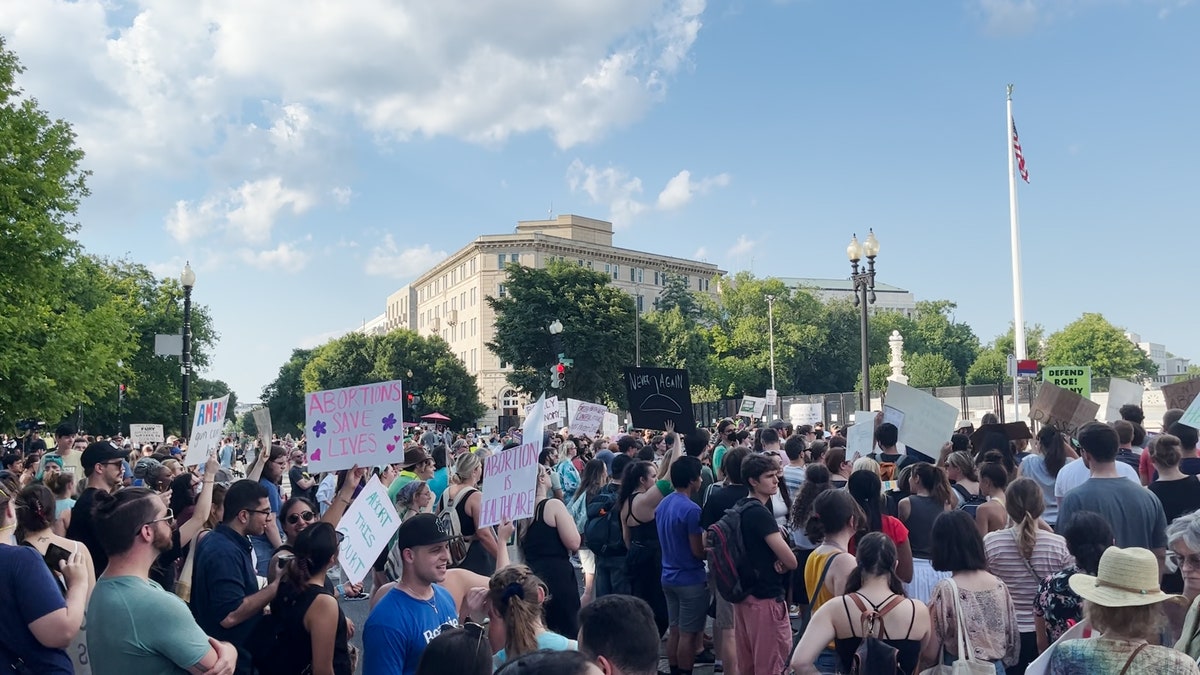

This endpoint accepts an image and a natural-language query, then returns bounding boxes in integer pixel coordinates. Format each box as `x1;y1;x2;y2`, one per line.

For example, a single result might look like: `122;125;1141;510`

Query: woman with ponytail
790;532;931;675
487;565;578;670
266;522;352;675
897;462;953;603
1018;426;1076;528
847;470;914;583
983;478;1071;674
803;489;863;673
15;483;97;595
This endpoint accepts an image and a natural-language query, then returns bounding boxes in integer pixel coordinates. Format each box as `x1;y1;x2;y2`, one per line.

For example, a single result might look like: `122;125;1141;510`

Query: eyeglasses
246;508;274;518
287;510;317;525
143;508;175;528
1168;552;1200;570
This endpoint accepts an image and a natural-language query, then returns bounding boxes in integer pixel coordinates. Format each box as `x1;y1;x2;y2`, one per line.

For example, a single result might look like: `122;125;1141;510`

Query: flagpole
1007;84;1026;423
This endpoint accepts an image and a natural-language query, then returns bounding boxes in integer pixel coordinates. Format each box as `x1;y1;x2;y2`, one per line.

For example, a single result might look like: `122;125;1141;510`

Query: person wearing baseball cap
363;514;484;675
388;447;435;503
1049;546;1198;673
66;441;127;573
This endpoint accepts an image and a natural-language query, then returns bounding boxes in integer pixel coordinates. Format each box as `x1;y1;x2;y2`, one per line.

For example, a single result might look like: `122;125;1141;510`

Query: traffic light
119;384;126;403
406;392;414;406
550;363;565;388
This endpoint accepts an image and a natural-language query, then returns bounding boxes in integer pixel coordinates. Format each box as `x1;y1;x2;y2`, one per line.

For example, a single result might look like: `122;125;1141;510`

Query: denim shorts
664;583;709;634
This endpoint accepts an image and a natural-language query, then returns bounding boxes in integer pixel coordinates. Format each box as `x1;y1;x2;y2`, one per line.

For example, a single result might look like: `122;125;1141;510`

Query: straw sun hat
1069;547;1180;608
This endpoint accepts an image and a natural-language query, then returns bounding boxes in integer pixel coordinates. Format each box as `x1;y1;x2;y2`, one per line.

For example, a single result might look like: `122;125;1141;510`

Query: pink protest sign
305;380;405;473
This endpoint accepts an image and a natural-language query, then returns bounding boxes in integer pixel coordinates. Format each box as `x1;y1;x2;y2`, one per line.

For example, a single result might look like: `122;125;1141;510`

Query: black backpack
584;485;627;557
705;499;761;603
953;483;988;518
848;593;906;675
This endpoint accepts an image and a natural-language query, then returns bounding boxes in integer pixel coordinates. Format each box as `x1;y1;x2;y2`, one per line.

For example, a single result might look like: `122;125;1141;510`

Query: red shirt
848;515;909;553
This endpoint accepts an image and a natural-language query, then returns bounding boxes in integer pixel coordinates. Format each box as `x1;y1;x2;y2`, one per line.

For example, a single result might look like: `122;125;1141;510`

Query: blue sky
4;0;1197;401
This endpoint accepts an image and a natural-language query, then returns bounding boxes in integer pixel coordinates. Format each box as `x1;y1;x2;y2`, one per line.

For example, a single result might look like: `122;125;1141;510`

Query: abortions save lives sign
184;395;230;466
305;380;406;473
335;475;400;585
479;395;543;527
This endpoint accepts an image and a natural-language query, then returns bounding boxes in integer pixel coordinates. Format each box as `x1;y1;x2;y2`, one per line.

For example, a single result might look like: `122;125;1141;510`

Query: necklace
399;583;438;611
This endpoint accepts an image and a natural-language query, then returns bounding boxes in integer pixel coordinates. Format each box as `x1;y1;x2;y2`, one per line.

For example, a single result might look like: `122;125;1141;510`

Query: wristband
335;584;344;597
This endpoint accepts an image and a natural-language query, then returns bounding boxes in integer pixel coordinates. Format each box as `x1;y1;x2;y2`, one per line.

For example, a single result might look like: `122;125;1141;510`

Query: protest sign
1030;382;1100;436
847;410;875;460
304;380;406;473
251;407;273;457
1179;393;1200;430
1104;378;1144;423
129;423;164;445
568;399;607;437
524;396;561;428
788;402;823;427
602;412;619;438
624;367;695;431
184;395;229;466
765;389;778;406
480;397;542;527
882;382;957;459
334;476;400;585
1162;378;1200;412
1043;366;1092;398
737;396;767;419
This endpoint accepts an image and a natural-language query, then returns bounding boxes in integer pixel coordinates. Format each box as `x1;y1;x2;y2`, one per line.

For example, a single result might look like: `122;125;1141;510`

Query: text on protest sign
185;395;230;466
251;407;273;456
1043;366;1092;398
788;402;823;427
624;367;695;431
1162;378;1200;412
305;380;405;473
480;397;543;527
738;396;767;419
883;382;957;458
602;412;619;438
524;396;561;428
335;476;400;585
568;399;607;437
847;411;875;460
129;423;164;445
1030;382;1100;436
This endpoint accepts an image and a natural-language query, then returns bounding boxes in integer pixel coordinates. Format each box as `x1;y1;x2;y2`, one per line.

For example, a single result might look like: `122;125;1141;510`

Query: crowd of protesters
3;401;1200;674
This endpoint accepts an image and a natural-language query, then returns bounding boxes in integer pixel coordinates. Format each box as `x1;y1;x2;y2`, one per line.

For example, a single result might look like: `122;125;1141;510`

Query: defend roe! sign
1043;366;1092;398
305;380;405;473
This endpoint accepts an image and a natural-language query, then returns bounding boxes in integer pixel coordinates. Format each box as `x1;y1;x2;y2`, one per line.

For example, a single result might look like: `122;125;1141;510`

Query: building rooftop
777;277;910;293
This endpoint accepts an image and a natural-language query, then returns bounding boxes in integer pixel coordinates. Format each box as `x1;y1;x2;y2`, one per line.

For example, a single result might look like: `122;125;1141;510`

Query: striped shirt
984;527;1073;632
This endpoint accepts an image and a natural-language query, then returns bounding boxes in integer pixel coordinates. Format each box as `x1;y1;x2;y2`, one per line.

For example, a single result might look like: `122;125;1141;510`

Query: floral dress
928;577;1020;667
1033;566;1082;643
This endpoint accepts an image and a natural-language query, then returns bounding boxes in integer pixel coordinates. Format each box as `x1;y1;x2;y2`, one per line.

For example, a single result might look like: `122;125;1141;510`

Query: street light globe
863;229;880;258
846;235;863;262
180;261;196;289
548;319;564;334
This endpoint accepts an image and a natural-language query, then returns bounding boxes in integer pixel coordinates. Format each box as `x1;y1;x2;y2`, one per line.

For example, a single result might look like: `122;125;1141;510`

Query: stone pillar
888;330;909;385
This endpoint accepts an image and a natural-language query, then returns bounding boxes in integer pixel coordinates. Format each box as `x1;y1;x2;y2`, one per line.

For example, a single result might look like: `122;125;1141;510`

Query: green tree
1043;313;1157;378
261;348;314;434
992;323;1047;362
193;378;238;423
1175;365;1200;383
641;307;711;385
966;350;1009;385
905;352;960;389
487;261;635;406
656;273;701;320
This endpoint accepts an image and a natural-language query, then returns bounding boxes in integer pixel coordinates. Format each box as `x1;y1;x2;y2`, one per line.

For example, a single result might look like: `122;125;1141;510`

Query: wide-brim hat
400;447;432;469
1069;546;1179;607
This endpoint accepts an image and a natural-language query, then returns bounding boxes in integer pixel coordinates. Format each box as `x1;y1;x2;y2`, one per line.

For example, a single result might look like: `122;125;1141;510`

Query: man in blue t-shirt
363;514;486;675
656;456;707;675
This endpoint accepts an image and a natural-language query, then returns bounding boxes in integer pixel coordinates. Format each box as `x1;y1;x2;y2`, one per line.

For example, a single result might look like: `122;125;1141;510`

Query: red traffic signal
556;363;565;374
406;392;414;404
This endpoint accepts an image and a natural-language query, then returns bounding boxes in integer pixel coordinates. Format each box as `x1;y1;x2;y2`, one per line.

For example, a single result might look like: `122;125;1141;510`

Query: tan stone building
379;214;724;427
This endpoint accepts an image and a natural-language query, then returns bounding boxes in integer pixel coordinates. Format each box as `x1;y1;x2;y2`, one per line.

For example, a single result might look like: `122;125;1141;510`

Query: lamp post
632;282;641;367
116;359;124;435
180;262;196;437
765;294;777;420
549;319;565;390
848;230;880;411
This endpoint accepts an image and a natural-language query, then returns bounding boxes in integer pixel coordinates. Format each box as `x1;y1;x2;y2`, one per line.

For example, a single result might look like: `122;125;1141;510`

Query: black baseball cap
395;514;454;550
80;441;126;475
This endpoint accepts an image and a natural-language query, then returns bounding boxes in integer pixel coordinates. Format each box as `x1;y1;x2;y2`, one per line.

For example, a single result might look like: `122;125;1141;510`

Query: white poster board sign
524;396;561;428
481;397;543;527
334;476;400;585
883;382;957;459
568;399;607;437
252;407;273;456
1179;393;1200;430
788;402;823;427
765;389;778;406
184;395;230;466
847;411;875;460
304;380;406;473
129;423;164;445
602;412;619;439
737;396;767;418
1104;378;1144;423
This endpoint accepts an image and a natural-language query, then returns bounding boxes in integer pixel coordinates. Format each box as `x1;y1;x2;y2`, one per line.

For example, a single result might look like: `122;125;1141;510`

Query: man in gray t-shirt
1058;422;1167;559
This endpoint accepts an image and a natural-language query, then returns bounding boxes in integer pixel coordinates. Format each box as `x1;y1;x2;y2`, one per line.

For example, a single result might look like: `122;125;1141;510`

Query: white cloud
331;186;353;206
239;242;312;271
365;237;448;279
567;160;730;227
693;246;708;260
656;169;731;210
730;235;756;258
974;0;1190;34
166;177;316;244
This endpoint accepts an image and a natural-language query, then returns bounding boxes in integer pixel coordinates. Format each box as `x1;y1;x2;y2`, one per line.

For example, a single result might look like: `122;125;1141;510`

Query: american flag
1012;119;1029;183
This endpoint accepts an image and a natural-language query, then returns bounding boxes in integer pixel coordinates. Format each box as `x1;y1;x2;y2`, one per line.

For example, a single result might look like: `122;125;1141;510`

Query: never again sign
305;380;405;473
624;367;695;432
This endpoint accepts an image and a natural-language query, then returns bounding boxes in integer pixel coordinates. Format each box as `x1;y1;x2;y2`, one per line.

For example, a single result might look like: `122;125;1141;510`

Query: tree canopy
1043;313;1157;379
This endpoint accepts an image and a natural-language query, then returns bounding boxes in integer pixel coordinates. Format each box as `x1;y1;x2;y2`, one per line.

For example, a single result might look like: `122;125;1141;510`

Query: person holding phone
15;483;98;596
0;478;89;674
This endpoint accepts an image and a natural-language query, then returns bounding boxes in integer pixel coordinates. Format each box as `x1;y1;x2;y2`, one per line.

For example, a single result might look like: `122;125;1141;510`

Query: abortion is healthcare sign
305;380;406;473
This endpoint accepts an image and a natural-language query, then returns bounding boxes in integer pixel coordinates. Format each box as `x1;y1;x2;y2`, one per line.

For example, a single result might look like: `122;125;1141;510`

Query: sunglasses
142;508;175;529
440;621;486;652
287;510;317;525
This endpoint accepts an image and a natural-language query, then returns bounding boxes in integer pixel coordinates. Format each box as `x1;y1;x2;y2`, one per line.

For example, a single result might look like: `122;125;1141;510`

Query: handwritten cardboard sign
847;410;875;460
480;397;542;527
1030;382;1100;436
1044;366;1092;398
568;399;607;437
185;395;230;466
1162;378;1200;412
335;476;400;585
602;412;619;438
1104;378;1144;423
305;380;405;473
883;382;957;458
788;402;823;427
737;396;767;419
129;424;164;445
624;367;695;431
524;396;561;428
252;407;273;456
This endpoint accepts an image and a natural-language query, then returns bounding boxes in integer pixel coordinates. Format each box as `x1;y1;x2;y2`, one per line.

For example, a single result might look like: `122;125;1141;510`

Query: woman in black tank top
520;466;582;637
267;523;352;675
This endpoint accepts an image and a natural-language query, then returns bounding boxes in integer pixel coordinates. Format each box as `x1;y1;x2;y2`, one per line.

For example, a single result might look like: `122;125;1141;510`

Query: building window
498;253;506;269
586;261;593;269
470;348;477;373
470;288;477;305
636;295;644;312
471;318;476;336
578;259;584;267
654;271;659;286
498;284;507;298
605;263;611;275
638;268;644;283
470;258;476;274
500;360;510;369
612;264;619;280
502;389;519;408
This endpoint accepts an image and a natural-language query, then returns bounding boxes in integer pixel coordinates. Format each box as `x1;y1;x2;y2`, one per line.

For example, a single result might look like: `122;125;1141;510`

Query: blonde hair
945;451;978;481
852;457;880;475
1005;478;1044;560
1084;601;1165;642
488;565;547;659
452;452;482;484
